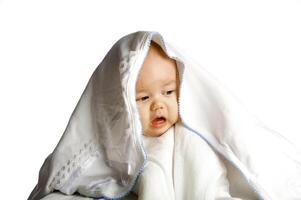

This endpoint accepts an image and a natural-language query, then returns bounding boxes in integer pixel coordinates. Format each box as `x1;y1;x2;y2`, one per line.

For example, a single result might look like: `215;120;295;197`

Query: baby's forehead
136;76;176;90
135;41;179;90
142;44;177;71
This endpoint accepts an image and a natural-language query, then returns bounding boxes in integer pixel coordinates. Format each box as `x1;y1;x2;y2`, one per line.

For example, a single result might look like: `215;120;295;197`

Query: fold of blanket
132;122;245;200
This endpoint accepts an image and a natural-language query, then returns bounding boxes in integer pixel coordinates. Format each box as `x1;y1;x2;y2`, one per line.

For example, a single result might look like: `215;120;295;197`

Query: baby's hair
149;41;167;58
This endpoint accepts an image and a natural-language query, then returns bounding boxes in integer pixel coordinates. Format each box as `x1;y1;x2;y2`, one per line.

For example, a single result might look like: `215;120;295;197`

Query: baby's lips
151;117;166;127
151;115;165;122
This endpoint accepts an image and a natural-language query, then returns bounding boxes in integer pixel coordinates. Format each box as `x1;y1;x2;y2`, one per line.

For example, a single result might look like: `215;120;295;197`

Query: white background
0;0;300;199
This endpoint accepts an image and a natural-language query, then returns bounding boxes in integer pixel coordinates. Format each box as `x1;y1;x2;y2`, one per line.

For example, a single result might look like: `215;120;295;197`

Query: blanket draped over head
28;31;301;200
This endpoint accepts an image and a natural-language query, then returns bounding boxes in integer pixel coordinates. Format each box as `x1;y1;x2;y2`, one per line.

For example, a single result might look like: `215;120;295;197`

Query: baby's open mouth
151;117;166;128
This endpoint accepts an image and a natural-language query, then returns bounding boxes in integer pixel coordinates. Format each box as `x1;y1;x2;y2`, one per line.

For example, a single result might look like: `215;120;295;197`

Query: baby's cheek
137;106;148;123
173;98;179;111
136;103;144;115
173;101;180;120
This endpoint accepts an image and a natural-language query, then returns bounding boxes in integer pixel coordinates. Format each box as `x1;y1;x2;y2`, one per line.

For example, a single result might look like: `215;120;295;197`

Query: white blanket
132;122;243;200
28;31;301;200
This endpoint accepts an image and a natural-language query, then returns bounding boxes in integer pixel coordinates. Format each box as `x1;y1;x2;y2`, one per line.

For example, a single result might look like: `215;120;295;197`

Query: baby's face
135;43;179;137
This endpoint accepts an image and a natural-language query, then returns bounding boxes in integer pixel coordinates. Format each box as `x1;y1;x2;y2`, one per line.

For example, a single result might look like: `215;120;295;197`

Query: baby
132;41;181;198
135;41;180;137
132;42;240;200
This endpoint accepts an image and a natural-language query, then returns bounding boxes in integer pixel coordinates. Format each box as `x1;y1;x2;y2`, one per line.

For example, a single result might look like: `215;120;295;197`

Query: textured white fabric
28;31;301;200
133;122;245;200
132;125;175;200
40;192;138;200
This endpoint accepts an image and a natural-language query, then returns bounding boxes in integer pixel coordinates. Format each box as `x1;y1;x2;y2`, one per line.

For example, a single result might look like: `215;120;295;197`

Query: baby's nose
151;101;164;111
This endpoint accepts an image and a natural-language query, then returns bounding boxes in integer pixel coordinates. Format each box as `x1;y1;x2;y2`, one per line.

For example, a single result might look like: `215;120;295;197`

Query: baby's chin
143;123;173;137
144;130;165;137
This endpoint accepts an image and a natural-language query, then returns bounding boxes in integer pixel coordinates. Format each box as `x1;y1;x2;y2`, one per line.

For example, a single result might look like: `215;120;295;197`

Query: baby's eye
137;96;149;102
165;90;174;95
141;96;149;101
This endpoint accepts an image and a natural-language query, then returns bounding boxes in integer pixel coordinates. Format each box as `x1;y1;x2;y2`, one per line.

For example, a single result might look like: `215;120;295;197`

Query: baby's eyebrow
135;87;147;94
164;80;176;86
136;80;176;93
136;89;145;94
